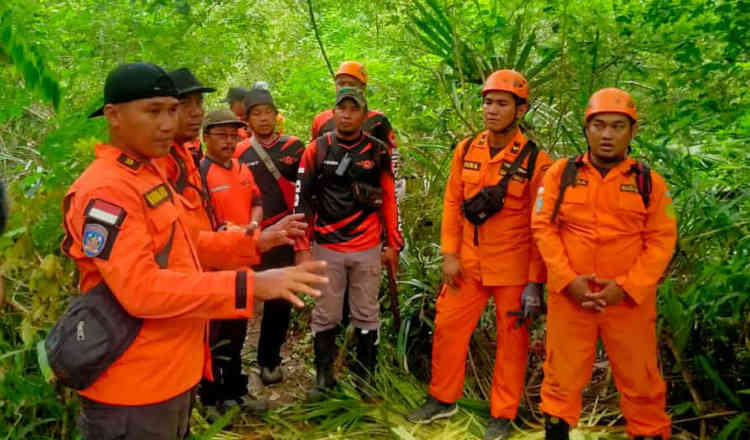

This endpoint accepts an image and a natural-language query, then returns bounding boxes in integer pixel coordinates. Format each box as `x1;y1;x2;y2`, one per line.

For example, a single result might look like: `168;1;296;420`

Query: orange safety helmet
585;88;638;122
481;69;529;101
336;61;368;85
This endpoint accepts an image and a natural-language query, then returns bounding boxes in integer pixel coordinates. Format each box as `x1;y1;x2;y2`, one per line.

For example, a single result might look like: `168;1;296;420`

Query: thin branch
306;0;335;79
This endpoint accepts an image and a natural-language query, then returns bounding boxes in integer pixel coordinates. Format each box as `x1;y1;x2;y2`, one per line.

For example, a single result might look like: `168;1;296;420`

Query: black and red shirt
294;132;403;253
311;109;397;151
234;135;305;228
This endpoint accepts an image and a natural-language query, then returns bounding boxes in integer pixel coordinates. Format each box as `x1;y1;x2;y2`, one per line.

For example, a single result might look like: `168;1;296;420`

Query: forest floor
181;300;677;440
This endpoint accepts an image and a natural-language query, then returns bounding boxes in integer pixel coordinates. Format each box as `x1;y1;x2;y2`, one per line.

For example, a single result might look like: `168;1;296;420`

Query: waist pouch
39;282;142;390
462;185;506;225
352;182;384;209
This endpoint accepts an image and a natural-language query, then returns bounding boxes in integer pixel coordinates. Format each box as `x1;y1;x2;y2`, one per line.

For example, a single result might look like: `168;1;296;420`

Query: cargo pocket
503;179;527;210
618;191;647;226
461;169;481;198
148;203;178;254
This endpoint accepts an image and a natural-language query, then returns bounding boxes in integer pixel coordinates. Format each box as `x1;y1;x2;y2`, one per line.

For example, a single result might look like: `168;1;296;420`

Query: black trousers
199;319;249;405
79;388;194;440
256;245;294;368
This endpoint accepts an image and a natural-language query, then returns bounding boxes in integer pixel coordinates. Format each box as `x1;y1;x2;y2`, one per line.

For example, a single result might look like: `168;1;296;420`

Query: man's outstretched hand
258;213;307;253
254;260;328;308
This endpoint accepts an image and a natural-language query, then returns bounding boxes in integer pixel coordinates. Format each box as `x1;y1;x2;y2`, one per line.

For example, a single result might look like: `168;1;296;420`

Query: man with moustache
531;88;677;440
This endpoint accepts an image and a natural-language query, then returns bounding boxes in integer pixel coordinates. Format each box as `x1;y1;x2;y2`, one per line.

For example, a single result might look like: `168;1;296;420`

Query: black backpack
550;155;652;222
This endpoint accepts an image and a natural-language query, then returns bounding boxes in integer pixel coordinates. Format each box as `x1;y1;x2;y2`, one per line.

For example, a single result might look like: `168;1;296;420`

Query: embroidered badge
144;184;171;208
84;199;127;227
280;156;297;165
620;184;638;193
117;154;140;171
356;160;375;170
82;223;108;257
575;179;588;186
464;161;481;171
210;185;230;193
535;196;544;213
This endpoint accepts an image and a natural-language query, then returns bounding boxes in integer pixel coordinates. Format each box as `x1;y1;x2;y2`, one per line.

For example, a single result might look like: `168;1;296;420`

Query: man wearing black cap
64;62;327;439
295;88;403;400
234;88;306;386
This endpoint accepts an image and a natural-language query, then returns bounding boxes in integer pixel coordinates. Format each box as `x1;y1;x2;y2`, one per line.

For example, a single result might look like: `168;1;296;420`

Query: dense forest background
1;0;748;438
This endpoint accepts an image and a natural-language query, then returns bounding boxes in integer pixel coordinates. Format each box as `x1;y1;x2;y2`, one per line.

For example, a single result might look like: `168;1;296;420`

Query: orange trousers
540;291;671;439
429;279;528;419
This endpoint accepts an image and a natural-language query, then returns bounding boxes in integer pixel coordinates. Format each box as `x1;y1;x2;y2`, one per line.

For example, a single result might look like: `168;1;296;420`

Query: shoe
544;413;570;440
484;417;514;440
306;328;338;402
223;395;268;415
352;328;378;382
406;395;458;424
260;365;283;386
203;405;222;424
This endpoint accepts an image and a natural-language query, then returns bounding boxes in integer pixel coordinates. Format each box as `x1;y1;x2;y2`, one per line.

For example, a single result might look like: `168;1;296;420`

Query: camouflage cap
335;87;366;108
202;109;247;131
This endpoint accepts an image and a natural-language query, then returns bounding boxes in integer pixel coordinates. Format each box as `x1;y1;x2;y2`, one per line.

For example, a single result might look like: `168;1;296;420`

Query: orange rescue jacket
531;153;677;304
61;145;255;405
441;130;552;286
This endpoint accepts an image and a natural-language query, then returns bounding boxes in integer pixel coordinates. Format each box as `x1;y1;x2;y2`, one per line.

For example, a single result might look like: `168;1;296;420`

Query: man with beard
233;88;306;386
407;70;552;440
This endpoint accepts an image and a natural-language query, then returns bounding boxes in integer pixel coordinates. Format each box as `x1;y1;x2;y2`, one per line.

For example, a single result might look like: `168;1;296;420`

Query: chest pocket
461;165;482;199
147;202;178;265
503;178;528;210
618;189;647;227
559;185;589;223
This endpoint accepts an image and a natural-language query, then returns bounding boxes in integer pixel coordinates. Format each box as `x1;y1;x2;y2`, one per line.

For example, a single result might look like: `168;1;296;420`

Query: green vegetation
1;0;748;438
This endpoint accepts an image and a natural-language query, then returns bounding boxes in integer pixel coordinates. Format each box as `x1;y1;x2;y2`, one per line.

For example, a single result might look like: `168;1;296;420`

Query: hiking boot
352;328;378;382
306;328;338;402
484;417;514;440
544;413;570;440
406;395;458;424
260;365;283;386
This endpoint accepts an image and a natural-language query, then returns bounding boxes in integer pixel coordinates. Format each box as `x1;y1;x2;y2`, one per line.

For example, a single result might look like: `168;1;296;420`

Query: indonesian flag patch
82;199;126;260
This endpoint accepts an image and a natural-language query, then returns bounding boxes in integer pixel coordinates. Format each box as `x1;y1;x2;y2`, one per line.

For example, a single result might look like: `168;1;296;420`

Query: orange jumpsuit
431;130;552;419
156;142;260;270
61;144;256;405
531;153;677;438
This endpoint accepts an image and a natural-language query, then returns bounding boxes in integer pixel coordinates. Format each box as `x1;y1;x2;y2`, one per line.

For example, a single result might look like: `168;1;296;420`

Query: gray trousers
311;243;382;333
79;388;194;440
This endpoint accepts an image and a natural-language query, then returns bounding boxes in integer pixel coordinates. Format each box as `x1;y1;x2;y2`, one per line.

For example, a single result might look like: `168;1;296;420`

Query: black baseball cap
167;68;217;97
89;62;178;118
243;89;276;114
222;87;249;103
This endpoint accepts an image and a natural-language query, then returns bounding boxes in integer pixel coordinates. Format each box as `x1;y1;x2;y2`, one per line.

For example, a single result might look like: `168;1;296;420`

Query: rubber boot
352;328;378;382
544;413;570;440
307;328;337;402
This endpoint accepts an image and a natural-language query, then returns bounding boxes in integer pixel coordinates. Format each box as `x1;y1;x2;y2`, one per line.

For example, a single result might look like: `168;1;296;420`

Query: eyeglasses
206;132;242;142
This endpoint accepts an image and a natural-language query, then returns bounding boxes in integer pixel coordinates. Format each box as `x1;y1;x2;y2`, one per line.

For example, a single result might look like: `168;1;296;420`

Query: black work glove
508;282;545;328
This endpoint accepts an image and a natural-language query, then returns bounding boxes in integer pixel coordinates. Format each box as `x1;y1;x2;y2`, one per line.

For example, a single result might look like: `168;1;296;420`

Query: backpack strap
315;133;331;172
460;133;481;164
550;155;585;223
525;140;540;181
198;158;221;231
251;136;283;181
629;161;653;209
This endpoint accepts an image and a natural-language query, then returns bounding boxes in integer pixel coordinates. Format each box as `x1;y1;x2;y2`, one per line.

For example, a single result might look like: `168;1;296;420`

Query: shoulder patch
84;199;127;227
117;154;141;171
620;184;638;193
82;223;109;257
144;184;171;208
464;161;481;171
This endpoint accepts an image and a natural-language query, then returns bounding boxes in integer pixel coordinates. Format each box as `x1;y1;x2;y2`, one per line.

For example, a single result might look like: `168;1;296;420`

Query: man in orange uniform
67;62;327;440
532;88;677;440
234;88;306;386
407;70;552;440
197;109;264;413
295;88;403;400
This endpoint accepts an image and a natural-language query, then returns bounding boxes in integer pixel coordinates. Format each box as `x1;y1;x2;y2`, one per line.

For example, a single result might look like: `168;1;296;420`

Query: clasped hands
566;274;627;312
